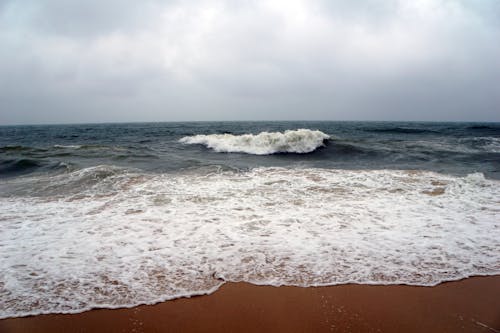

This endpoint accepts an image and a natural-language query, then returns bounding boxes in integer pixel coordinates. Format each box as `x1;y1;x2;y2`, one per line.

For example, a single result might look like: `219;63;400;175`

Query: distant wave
179;129;330;155
1;144;119;152
0;145;31;152
0;158;70;178
0;158;42;175
363;127;439;134
53;144;83;149
0;145;48;153
465;125;500;136
466;125;499;131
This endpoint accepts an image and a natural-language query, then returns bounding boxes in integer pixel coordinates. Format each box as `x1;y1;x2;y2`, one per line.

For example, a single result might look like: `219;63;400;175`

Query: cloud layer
1;0;499;124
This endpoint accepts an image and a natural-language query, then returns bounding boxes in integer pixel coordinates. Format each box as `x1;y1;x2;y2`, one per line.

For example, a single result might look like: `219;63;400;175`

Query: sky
0;0;499;124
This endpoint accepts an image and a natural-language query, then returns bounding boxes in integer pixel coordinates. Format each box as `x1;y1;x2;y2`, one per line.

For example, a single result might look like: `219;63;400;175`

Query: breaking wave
179;129;330;155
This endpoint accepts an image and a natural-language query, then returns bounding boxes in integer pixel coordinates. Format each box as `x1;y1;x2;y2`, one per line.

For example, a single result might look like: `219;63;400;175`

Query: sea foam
179;129;330;154
0;167;499;318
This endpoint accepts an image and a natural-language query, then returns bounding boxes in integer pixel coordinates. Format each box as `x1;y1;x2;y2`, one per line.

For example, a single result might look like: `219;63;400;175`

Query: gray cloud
0;0;168;37
0;0;499;124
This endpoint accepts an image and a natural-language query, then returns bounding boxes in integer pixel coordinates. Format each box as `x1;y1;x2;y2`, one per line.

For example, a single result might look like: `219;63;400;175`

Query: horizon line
1;119;500;127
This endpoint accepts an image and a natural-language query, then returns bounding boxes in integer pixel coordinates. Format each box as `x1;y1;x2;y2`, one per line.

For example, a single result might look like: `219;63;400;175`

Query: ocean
1;121;499;318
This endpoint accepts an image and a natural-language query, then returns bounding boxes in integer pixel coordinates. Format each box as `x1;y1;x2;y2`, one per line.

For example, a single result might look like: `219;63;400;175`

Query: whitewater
1;166;499;319
179;129;330;154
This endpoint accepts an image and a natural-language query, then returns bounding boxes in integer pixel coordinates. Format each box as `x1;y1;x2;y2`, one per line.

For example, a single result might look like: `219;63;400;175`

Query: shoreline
1;276;499;332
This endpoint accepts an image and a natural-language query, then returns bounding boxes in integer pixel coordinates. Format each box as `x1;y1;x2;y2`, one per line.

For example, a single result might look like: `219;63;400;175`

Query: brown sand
1;276;499;333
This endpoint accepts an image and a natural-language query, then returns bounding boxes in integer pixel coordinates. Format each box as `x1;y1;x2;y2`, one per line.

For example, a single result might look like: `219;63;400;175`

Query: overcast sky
0;0;499;124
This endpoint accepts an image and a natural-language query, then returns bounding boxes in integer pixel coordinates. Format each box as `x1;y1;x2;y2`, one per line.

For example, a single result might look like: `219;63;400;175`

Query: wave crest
179;129;330;155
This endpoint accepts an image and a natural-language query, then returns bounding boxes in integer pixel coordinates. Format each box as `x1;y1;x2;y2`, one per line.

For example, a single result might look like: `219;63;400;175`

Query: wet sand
1;276;499;333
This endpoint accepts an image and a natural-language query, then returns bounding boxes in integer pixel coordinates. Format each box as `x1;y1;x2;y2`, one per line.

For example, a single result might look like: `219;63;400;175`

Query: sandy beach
1;276;498;333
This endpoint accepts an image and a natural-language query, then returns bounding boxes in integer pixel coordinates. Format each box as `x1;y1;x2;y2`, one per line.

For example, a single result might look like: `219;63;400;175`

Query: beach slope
1;276;499;333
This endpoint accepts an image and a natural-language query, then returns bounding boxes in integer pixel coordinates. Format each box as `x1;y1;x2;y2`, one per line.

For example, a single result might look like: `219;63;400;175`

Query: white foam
1;167;499;319
179;129;330;154
53;145;82;149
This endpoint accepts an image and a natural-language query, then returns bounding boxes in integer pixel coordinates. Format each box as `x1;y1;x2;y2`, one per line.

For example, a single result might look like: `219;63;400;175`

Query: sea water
0;121;499;318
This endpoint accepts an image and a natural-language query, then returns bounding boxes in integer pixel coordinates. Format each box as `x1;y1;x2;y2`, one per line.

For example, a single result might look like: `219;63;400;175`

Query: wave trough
179;129;330;155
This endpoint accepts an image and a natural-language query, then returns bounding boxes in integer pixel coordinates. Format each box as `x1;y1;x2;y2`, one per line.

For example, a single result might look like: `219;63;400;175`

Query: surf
179;129;330;155
1;166;499;318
